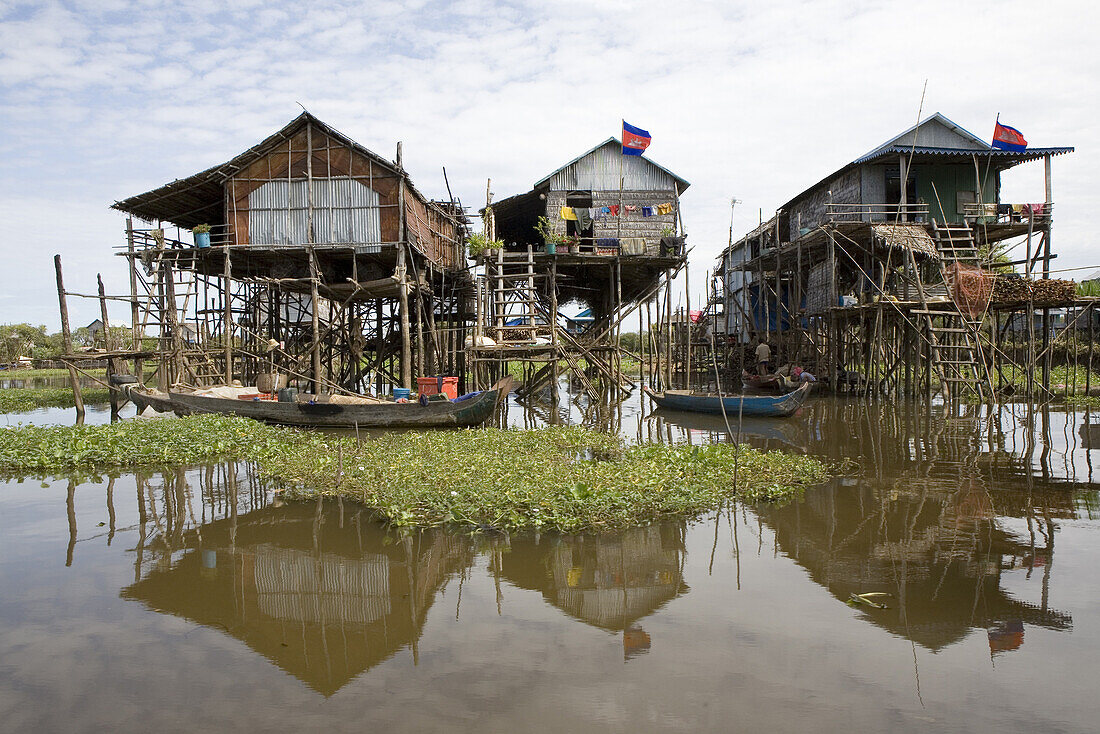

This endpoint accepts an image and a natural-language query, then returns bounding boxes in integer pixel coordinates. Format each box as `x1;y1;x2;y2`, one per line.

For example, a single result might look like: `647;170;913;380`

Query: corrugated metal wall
248;178;381;245
546;143;677;191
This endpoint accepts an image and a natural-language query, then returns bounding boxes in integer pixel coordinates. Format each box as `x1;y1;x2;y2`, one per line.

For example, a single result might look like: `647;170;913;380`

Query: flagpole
977;112;999;239
618;120;625;241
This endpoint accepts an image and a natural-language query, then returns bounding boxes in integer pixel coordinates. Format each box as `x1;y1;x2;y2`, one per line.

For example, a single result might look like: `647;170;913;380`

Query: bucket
195;232;211;248
393;387;411;401
256;372;286;393
417;375;459;399
277;387;299;403
545;242;556;254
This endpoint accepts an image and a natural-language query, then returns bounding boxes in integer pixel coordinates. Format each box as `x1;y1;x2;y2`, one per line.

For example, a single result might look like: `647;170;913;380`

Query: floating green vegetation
1064;395;1100;409
0;417;829;532
0;414;279;469
0;387;112;412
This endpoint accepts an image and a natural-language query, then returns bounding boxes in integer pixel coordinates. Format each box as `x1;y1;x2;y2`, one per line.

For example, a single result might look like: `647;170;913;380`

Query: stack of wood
990;276;1076;307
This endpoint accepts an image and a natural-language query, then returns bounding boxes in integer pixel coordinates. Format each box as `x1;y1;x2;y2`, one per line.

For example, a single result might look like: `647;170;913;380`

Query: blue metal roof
853;144;1075;165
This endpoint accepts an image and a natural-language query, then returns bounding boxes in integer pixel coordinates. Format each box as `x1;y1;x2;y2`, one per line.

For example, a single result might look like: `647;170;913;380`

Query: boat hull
644;383;810;418
168;378;512;429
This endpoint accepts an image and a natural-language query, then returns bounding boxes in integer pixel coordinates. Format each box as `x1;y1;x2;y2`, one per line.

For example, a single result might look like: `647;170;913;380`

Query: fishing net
944;263;992;319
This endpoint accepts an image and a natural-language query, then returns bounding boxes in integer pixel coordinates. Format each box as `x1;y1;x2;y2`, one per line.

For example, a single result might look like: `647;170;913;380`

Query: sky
0;0;1097;329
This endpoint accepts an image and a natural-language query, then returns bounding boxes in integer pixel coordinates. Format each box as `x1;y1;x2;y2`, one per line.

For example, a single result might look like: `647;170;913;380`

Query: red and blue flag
992;121;1027;152
622;121;651;156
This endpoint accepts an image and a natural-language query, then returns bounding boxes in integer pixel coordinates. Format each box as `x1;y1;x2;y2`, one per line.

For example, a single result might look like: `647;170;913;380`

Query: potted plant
534;216;563;254
467;232;504;261
193;223;212;248
562;234;580;254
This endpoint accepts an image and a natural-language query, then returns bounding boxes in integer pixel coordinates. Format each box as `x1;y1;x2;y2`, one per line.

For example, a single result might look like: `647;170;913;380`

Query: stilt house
714;113;1073;399
111;112;471;392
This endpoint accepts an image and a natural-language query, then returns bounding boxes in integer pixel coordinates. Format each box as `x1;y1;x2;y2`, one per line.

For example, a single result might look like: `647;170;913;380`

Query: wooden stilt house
111;112;471;394
469;138;690;399
714;112;1074;399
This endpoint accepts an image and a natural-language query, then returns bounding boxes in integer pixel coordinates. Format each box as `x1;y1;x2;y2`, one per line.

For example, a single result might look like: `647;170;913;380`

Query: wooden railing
962;202;1053;223
825;203;930;222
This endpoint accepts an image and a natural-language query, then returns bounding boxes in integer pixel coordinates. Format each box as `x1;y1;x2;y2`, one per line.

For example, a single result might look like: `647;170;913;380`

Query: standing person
755;339;772;375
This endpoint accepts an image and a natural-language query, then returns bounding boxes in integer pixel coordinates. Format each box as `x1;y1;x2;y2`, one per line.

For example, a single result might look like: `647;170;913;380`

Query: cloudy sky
0;0;1095;328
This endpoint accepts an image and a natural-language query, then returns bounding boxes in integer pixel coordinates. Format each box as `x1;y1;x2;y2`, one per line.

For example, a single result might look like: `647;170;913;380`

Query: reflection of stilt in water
66;479;76;567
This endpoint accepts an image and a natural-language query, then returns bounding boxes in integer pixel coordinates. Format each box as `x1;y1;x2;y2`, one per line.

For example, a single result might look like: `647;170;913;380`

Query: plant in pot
467;232;504;261
534;216;563;254
561;234;580;254
193;223;212;249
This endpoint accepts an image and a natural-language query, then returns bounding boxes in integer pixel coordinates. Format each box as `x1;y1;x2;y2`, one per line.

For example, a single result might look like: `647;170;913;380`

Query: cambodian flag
622;121;651;156
992;121;1027;152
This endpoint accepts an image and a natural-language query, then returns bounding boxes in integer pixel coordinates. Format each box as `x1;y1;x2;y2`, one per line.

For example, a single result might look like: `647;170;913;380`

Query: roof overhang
112;112;402;230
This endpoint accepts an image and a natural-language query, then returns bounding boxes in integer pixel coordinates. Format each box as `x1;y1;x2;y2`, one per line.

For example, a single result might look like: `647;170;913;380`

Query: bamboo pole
53;255;85;419
97;274;120;414
126;217;143;383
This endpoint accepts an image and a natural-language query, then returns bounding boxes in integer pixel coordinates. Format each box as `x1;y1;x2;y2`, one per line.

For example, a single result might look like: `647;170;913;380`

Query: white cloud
0;0;1097;326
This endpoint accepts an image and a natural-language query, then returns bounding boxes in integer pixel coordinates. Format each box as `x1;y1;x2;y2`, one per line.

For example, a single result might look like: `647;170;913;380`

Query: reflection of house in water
498;525;687;659
758;477;1073;653
123;500;473;696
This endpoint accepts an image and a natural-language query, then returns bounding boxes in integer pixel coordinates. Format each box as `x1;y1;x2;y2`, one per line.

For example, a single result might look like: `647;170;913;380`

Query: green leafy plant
193;223;212;234
467;232;504;258
535;216;563;246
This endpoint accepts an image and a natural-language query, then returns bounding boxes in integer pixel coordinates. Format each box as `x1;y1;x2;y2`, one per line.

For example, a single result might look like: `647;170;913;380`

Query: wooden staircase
486;247;543;344
912;222;993;401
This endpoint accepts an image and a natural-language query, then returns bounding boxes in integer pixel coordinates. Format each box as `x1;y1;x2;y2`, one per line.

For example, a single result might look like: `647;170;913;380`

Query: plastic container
416;376;459;399
277;387;299;403
393;387;411;401
194;232;211;248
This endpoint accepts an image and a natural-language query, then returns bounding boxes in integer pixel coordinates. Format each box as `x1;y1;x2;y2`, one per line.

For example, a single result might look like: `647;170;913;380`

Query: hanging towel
657;203;673;215
624;205;637;213
574;207;593;231
560;206;577;221
620;237;647;255
600;206;611;214
596;238;620;249
609;205;620;216
642;206;654;217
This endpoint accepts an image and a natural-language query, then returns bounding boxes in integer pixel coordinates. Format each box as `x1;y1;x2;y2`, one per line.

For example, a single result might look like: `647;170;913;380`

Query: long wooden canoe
125;386;175;414
168;377;514;429
643;382;811;418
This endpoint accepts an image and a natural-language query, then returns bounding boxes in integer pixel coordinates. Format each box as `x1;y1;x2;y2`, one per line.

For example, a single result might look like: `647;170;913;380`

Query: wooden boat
643;382;811;418
124;385;175;414
741;370;790;392
167;377;514;429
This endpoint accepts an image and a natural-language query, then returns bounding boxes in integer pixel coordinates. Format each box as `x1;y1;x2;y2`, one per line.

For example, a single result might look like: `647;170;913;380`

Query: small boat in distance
643;382;811;418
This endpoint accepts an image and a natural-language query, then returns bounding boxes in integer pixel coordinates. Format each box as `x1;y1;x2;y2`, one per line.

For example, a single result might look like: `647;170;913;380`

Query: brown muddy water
1;395;1099;732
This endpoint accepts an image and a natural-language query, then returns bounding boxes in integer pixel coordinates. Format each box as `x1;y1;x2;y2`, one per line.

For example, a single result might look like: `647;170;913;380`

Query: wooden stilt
53;255;85;419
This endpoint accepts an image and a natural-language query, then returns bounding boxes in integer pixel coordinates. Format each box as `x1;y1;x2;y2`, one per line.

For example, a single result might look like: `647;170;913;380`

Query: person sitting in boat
755;339;772;375
791;366;817;383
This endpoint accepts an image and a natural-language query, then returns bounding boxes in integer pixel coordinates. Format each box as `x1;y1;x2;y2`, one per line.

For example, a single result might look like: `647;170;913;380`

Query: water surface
0;397;1098;732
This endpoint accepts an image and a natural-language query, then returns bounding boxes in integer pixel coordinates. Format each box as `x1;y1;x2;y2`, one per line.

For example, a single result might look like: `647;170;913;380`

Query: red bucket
416;376;459;399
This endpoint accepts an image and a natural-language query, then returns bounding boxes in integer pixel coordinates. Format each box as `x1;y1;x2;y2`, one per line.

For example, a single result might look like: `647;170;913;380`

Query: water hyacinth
0;387;113;412
0;417;829;532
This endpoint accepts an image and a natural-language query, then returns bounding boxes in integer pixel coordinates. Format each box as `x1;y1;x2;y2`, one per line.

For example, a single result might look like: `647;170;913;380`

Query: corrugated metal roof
854;144;1074;165
532;138;689;193
112;113;441;230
